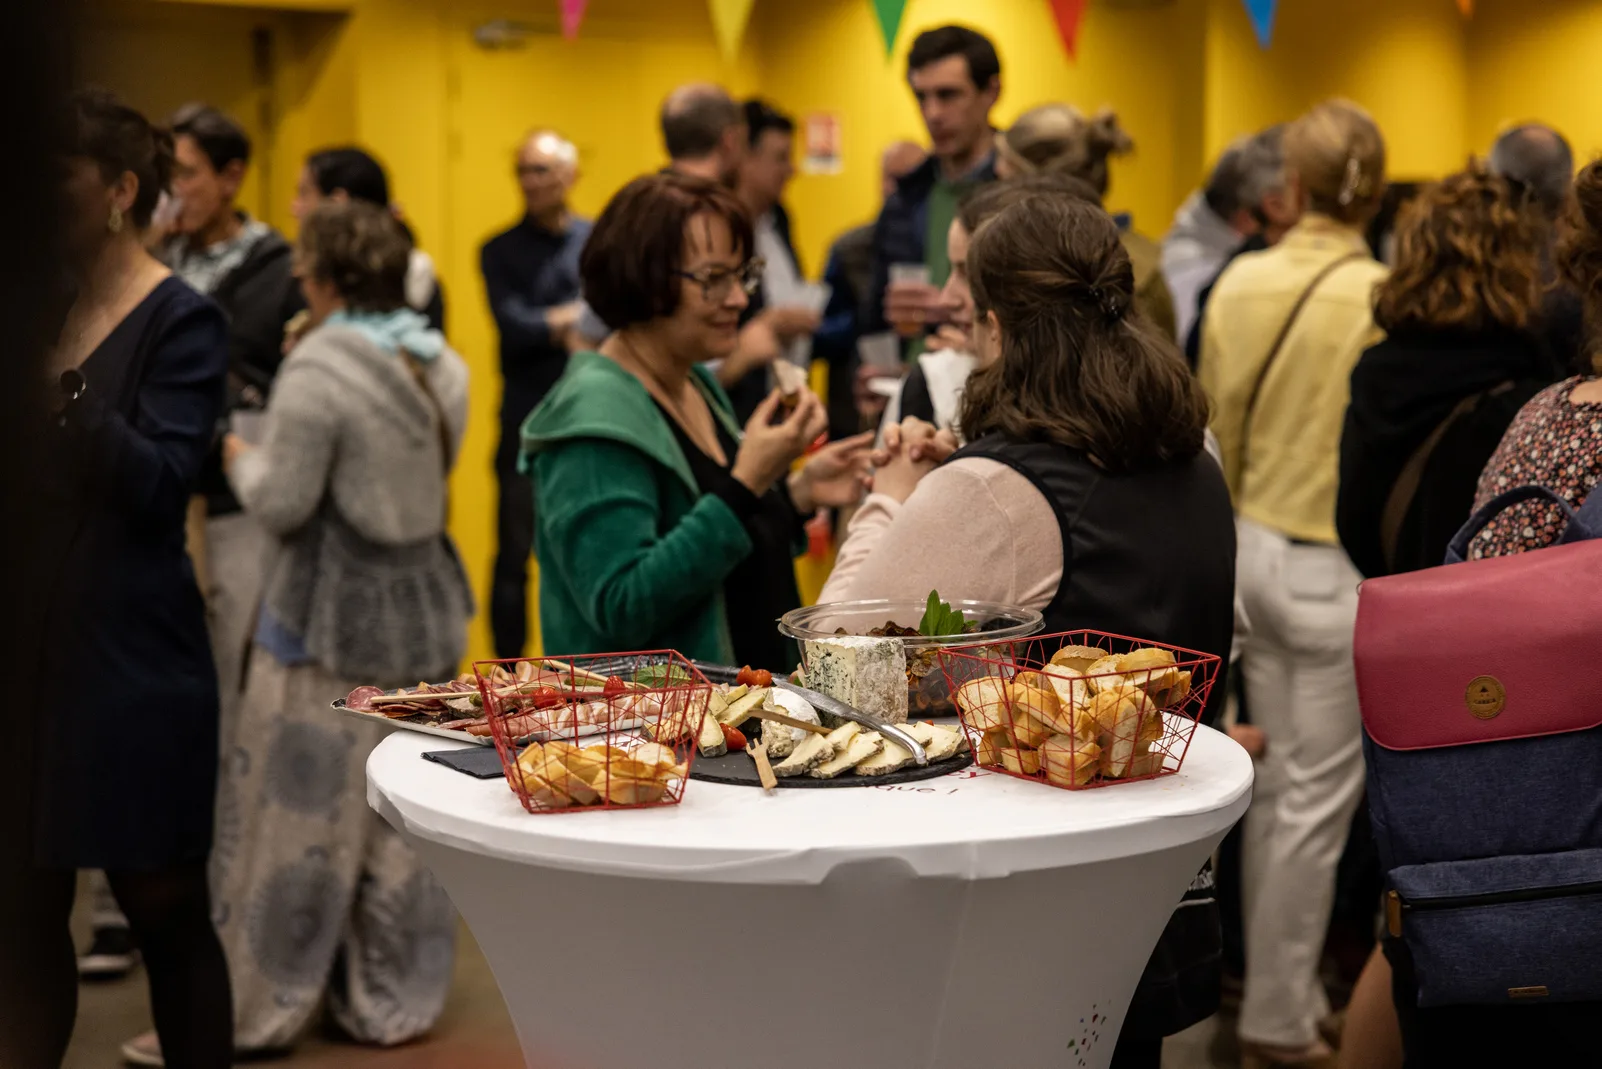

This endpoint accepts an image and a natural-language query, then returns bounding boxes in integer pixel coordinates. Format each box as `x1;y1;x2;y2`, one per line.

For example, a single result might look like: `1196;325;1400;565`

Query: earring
108;205;123;234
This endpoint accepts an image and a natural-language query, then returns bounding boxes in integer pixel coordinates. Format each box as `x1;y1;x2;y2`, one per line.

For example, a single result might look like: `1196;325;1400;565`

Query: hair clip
1338;155;1363;207
1087;285;1124;323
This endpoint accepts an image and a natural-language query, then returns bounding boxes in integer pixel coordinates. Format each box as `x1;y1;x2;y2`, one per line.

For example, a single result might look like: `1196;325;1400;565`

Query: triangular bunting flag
1046;0;1089;58
1243;0;1278;48
560;0;588;40
870;0;910;57
709;0;757;63
1456;0;1473;16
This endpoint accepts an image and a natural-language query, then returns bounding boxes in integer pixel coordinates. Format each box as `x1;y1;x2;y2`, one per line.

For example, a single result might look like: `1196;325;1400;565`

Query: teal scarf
325;308;444;362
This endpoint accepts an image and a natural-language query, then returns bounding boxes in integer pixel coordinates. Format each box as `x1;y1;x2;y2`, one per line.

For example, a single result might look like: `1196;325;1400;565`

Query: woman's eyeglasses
676;258;765;303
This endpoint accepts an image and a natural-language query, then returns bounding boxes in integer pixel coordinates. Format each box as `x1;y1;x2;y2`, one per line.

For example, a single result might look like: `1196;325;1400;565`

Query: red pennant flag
1456;0;1473;16
1047;0;1089;59
560;0;587;40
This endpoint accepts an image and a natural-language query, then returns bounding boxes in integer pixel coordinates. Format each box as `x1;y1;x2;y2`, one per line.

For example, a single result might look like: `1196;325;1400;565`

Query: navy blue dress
35;276;229;869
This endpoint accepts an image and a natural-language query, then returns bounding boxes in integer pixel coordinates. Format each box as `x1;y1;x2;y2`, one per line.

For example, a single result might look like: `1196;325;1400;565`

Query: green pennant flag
870;0;910;56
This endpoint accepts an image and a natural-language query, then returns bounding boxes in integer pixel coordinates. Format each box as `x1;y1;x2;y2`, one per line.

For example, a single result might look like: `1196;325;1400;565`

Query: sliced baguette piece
1040;734;1101;787
999;746;1042;776
1050;644;1111;673
955;677;1011;731
811;732;884;778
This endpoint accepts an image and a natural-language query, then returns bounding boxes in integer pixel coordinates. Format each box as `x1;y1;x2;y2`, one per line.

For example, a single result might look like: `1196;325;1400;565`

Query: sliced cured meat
345;686;385;711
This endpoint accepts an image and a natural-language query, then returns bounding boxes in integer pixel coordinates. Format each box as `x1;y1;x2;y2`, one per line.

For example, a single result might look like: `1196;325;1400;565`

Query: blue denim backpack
1353;484;1602;1007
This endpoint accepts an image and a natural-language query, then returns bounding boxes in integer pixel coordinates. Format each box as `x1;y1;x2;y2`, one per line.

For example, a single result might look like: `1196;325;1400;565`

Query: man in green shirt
868;25;1001;339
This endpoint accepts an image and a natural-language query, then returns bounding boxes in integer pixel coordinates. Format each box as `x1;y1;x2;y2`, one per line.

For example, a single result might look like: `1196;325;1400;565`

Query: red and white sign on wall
801;113;842;175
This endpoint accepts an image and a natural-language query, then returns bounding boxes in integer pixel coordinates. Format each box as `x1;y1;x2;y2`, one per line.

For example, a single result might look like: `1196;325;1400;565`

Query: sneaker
120;1031;162;1067
79;926;139;979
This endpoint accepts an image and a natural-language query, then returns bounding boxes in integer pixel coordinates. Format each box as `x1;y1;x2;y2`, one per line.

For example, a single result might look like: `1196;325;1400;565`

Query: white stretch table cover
369;726;1252;1069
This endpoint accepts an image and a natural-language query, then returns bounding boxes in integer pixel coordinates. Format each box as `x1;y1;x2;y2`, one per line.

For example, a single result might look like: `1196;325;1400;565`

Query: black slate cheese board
688;746;972;788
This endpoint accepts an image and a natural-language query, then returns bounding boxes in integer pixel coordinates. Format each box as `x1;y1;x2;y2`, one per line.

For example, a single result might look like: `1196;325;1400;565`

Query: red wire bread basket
936;631;1221;790
475;651;714;814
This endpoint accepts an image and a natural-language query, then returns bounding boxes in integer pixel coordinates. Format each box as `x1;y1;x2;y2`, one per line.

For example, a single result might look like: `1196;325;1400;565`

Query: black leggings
0;863;232;1069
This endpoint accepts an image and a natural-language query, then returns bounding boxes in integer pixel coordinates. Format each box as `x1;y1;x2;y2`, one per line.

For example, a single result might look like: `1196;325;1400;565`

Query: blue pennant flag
1244;0;1278;48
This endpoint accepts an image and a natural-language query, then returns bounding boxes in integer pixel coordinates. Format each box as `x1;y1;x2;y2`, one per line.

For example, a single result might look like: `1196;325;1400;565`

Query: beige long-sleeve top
820;458;1063;609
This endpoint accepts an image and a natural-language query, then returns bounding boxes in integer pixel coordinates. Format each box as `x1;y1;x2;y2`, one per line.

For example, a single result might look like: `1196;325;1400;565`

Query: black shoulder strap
1379;382;1514;571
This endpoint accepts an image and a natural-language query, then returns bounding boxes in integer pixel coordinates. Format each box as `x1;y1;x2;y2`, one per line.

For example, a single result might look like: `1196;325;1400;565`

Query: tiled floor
63;887;1235;1069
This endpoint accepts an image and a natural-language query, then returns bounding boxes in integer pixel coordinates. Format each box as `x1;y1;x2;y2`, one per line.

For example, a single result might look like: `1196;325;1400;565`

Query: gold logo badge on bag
1466;676;1506;720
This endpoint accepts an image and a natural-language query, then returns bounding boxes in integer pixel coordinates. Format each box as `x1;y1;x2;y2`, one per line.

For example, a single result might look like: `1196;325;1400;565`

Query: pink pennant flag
561;0;588;40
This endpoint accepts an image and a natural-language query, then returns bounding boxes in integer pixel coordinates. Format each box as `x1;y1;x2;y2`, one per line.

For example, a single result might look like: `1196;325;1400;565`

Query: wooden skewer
751;744;778;791
744;706;830;737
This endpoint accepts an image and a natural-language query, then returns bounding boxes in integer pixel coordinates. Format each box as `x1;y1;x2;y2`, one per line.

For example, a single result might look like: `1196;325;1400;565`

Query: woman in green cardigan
521;173;871;669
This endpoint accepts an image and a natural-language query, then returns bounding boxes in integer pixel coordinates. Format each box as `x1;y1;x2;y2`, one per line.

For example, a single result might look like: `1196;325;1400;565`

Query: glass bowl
778;599;1045;720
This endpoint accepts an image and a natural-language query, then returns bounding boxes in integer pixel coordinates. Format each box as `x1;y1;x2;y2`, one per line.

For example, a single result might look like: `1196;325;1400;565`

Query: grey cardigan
230;324;472;681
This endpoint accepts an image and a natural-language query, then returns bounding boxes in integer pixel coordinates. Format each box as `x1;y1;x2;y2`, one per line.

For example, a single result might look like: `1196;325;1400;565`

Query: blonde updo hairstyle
997;104;1133;197
1283;99;1387;226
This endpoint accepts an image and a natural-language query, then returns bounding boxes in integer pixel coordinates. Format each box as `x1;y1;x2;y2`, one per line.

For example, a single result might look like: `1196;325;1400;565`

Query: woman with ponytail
822;188;1235;1069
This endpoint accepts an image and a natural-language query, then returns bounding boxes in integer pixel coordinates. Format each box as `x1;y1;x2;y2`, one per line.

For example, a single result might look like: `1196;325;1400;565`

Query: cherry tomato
720;723;747;751
736;666;773;688
602;676;628;696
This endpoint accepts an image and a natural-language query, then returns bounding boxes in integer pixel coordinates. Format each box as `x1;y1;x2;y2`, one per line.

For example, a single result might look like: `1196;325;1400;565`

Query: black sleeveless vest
952;434;1237;726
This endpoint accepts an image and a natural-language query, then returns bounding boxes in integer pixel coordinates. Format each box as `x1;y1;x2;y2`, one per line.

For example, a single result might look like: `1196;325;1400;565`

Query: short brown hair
956;172;1099;234
581;172;753;331
1284;99;1386;224
296;201;410;313
1374;166;1543;336
960;194;1209;472
66;88;174;229
1556;158;1602;374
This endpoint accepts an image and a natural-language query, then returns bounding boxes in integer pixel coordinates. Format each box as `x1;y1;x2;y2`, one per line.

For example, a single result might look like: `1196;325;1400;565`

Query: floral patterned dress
1469;377;1602;559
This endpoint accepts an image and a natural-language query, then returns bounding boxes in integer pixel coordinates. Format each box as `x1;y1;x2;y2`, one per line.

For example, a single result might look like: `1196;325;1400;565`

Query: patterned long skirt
210;651;457;1051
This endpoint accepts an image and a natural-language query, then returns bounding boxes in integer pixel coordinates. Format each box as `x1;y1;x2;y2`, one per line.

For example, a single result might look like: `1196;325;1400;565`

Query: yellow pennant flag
709;0;757;62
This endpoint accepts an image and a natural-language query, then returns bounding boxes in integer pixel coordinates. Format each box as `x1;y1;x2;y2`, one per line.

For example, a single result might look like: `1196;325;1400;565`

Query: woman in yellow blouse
1198;99;1389;1069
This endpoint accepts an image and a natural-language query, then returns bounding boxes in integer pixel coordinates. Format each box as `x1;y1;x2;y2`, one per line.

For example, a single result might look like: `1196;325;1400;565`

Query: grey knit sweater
229;324;473;680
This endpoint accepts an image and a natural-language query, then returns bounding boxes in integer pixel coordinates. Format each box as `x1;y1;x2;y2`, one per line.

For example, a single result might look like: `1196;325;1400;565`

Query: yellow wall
755;0;1206;272
1466;0;1602;161
1202;0;1468;181
82;0;1602;665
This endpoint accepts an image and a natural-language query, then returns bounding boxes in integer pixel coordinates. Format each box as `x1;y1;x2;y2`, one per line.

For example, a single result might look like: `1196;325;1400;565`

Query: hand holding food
733;390;828;496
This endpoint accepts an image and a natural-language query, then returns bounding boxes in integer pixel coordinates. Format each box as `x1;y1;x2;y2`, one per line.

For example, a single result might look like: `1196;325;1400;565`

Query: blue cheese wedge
802;636;908;726
771;731;834;776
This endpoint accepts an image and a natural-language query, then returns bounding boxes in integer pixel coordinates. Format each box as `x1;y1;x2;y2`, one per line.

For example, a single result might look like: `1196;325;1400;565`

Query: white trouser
1235;518;1366;1048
